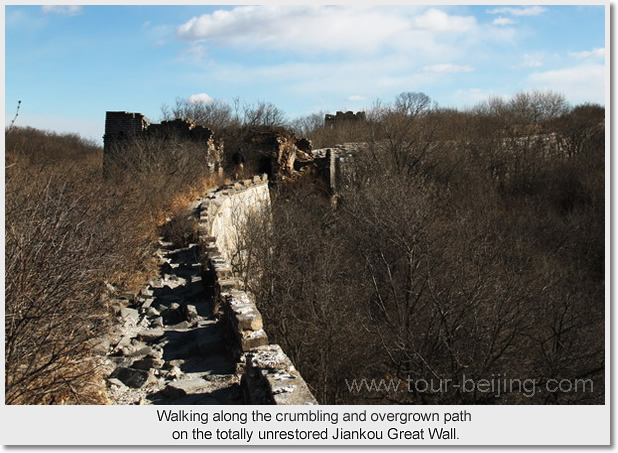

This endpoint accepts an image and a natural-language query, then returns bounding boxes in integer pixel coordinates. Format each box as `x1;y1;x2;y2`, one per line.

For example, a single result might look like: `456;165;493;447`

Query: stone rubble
102;240;243;405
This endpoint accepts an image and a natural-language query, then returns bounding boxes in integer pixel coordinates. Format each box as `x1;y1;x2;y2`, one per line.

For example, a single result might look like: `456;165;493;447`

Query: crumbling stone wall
198;175;318;405
103;111;223;173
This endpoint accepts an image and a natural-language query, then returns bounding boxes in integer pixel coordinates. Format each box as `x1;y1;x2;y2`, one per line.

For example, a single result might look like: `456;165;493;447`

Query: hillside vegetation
237;91;605;404
5;90;605;405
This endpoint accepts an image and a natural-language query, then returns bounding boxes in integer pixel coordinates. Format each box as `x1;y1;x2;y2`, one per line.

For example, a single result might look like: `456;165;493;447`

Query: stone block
119;307;139;324
245;344;318;405
184;304;199;322
127;346;158;359
111;366;154;389
226;292;263;331
141;297;155;310
162;378;213;399
240;310;262;331
132;356;165;370
240;329;268;352
193;327;225;355
218;278;241;294
137;327;166;342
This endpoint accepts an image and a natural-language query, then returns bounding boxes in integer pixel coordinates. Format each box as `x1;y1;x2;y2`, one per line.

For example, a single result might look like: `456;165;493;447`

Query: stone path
103;238;244;405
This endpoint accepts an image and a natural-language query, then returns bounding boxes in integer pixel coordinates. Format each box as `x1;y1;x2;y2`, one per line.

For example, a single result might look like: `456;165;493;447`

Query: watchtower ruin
103;111;223;174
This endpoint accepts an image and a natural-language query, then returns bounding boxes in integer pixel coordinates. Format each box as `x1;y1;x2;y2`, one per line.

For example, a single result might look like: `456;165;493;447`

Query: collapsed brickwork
243;128;314;181
103;111;223;173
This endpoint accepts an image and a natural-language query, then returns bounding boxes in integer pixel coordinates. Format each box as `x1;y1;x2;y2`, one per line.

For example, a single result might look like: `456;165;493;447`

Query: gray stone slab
137;327;166;342
162;377;213;399
111;367;153;389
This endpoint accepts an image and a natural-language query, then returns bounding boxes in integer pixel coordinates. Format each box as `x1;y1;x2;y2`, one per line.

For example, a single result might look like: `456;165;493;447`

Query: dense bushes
239;93;605;404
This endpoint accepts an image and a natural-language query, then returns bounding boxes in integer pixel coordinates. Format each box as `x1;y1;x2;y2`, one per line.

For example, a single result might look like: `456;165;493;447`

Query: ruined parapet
198;174;271;357
324;111;366;129
197;175;318;404
103;110;224;174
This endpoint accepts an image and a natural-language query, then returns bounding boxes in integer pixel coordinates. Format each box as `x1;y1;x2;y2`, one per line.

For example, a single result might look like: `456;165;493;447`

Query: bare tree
508;90;570;125
161;97;236;131
241;100;287;128
394;91;433;117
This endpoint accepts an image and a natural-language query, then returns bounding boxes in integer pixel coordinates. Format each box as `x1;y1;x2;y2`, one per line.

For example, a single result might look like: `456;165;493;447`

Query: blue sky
4;4;607;145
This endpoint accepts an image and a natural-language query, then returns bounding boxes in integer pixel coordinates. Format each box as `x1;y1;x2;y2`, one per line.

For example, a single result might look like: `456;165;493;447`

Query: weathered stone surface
236;308;263;331
115;335;133;352
227;291;263;331
245;344;318;405
240;329;268;351
162;378;212;399
141;297;155;310
184;304;199;322
119;307;139;324
137;328;166;342
194;327;225;355
107;376;126;386
132;357;165;370
127;346;157;359
218;278;241;294
146;307;160;318
111;367;153;389
167;321;191;330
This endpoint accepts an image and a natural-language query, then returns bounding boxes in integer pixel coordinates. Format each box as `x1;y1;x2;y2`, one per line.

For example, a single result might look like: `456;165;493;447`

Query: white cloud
347;95;367;102
422;64;474;73
527;64;605;105
41;5;83;16
487;6;547;16
177;44;207;61
570;48;605;59
188;93;213;104
492;17;516;26
411;8;476;32
176;5;477;56
451;88;498;107
523;54;543;67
